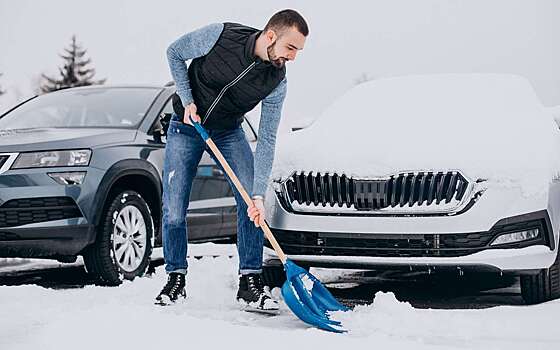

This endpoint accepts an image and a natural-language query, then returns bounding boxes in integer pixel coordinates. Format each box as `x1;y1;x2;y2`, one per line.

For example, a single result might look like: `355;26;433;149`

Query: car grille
280;171;472;214
0;197;83;228
267;219;547;258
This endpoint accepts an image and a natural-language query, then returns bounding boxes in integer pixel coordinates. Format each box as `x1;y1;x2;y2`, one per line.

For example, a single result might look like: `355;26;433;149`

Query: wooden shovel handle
204;137;288;264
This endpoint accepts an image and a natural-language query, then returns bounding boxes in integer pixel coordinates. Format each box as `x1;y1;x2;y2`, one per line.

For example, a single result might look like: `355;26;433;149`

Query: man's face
265;26;306;68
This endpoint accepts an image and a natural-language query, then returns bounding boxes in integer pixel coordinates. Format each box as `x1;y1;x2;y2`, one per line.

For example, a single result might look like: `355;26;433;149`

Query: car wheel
520;248;560;304
83;190;154;286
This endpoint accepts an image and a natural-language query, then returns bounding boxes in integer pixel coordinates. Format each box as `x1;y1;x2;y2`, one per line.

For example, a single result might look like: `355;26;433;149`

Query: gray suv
0;84;259;284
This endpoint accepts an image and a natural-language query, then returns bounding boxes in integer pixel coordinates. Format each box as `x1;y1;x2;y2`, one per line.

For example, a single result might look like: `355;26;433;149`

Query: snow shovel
188;115;349;333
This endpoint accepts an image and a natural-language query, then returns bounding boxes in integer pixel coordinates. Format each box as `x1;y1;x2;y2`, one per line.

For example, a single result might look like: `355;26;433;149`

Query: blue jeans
162;113;263;275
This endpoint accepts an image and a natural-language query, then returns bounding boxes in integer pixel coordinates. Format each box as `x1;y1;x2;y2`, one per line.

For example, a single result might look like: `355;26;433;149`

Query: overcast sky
1;0;559;131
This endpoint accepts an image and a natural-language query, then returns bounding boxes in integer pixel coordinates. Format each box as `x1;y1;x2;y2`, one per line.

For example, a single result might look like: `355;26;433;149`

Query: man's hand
247;197;265;227
184;103;202;125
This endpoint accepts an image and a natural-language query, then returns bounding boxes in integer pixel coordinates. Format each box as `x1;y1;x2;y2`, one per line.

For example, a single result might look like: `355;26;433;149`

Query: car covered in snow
262;74;560;304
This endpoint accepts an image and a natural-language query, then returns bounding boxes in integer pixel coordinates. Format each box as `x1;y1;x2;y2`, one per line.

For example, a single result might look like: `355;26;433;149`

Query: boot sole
154;292;187;306
237;299;280;315
154;298;187;306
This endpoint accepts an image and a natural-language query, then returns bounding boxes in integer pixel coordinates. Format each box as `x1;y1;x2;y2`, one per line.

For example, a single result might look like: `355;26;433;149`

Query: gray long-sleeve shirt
166;22;287;198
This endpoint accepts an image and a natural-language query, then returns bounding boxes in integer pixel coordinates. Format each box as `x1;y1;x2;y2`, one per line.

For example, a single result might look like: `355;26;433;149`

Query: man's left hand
247;198;265;227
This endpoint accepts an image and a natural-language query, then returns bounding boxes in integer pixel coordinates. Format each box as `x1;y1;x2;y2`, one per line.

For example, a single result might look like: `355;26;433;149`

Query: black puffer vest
172;22;286;130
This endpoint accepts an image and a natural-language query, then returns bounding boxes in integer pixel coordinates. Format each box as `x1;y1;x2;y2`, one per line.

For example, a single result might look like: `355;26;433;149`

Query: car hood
273;74;560;196
0;127;137;152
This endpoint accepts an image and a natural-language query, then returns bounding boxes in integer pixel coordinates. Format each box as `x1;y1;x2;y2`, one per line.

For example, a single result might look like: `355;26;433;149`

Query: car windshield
0;87;160;130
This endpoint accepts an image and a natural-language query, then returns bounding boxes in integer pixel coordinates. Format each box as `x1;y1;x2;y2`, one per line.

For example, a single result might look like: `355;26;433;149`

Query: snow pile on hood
273;74;560;196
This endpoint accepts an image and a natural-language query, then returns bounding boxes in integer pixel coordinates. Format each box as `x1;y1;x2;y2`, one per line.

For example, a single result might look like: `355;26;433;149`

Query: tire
262;264;310;288
83;190;154;286
520;248;560;304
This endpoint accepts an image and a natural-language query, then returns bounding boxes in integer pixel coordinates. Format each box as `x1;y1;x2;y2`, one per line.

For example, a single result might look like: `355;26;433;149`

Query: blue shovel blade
281;259;350;333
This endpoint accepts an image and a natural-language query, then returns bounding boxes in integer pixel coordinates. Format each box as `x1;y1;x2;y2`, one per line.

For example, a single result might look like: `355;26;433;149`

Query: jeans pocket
169;119;198;136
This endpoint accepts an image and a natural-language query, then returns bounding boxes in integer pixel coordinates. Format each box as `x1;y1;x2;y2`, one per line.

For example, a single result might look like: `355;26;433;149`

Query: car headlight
12;149;91;169
490;228;540;246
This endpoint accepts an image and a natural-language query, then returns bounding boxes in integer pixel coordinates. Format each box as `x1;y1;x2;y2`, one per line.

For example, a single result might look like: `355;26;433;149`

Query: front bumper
263;245;554;274
0;165;104;258
0;218;96;258
264;181;560;272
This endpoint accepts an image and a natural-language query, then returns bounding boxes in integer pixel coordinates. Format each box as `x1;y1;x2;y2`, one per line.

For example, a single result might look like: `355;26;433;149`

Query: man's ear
265;29;277;43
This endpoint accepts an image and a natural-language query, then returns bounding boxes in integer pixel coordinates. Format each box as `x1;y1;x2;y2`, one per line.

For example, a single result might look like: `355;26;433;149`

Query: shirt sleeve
252;77;288;198
166;22;224;107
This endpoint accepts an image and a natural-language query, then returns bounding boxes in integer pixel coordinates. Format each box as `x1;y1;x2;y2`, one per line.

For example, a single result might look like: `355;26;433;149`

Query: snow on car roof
273;74;560;196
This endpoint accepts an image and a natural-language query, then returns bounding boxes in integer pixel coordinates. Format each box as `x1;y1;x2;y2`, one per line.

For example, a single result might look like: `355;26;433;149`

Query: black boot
154;272;186;305
236;273;279;314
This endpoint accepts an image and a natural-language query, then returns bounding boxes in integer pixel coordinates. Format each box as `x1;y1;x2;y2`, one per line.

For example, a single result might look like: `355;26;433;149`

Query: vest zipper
201;60;258;125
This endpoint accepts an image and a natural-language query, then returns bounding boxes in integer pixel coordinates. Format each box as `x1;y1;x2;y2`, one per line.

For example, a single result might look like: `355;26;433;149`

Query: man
155;9;308;312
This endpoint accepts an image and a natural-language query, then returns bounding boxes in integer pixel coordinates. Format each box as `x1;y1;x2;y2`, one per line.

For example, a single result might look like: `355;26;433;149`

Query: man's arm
251;77;288;199
166;22;224;107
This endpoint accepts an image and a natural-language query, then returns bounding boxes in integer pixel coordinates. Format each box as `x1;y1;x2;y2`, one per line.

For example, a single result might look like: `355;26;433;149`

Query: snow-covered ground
1;243;559;350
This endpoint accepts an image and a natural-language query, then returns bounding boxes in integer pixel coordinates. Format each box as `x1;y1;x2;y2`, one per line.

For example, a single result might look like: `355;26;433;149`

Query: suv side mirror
151;112;172;143
159;112;172;135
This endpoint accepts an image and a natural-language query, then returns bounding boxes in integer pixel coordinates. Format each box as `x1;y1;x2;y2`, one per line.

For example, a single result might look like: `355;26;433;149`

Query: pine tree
41;35;106;93
0;73;5;96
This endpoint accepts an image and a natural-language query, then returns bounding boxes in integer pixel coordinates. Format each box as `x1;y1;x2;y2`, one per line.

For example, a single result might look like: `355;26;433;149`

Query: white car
262;74;560;305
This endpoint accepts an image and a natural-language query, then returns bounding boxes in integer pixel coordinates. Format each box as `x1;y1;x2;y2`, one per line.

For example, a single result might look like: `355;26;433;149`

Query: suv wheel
520;248;560;304
84;190;154;285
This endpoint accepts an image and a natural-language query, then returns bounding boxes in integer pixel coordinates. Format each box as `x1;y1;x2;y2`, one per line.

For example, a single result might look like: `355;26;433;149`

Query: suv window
0;87;160;129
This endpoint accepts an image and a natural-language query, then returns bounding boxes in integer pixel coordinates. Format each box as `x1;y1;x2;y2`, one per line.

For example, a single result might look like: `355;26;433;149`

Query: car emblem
353;179;389;210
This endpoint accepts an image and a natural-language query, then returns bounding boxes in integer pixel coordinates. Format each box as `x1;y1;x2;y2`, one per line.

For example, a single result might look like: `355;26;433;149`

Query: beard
266;41;286;68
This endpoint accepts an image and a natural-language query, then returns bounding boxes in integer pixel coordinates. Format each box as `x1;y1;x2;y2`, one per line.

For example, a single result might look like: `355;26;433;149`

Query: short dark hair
264;9;309;37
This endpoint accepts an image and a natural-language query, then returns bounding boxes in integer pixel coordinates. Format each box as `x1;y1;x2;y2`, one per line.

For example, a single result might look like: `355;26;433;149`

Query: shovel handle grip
188;115;209;140
189;117;288;264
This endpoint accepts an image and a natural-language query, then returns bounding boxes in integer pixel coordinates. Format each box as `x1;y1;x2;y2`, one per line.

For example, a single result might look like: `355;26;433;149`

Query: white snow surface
273;74;560;196
2;243;560;349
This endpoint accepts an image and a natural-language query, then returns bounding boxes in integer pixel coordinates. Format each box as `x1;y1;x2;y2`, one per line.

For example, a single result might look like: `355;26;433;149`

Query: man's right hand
184;103;202;125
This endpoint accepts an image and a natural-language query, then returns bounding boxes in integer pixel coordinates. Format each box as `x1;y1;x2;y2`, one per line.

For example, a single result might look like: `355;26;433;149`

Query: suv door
187;154;232;241
149;97;230;242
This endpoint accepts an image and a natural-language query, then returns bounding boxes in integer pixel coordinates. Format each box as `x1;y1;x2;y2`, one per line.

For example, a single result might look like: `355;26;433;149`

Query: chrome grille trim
277;170;477;215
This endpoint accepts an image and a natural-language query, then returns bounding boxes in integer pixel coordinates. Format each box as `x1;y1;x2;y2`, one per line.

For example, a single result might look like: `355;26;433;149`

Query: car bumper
264;182;560;272
264;245;555;274
0;218;96;258
0;166;104;258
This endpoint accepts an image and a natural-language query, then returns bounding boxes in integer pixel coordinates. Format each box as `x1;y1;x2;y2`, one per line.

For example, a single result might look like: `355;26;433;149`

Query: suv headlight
12;149;91;169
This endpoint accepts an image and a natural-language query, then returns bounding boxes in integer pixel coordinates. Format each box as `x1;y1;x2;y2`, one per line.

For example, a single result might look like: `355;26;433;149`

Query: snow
2;243;560;349
273;74;560;197
301;273;314;292
0;258;82;274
